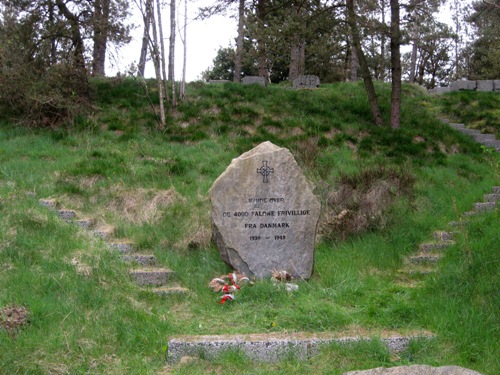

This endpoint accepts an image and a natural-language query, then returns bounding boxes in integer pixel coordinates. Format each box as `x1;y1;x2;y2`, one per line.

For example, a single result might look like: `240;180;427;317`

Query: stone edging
167;332;435;364
440;119;499;152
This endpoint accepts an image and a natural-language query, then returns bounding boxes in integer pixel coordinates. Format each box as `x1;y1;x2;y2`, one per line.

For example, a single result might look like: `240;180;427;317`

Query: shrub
319;165;415;240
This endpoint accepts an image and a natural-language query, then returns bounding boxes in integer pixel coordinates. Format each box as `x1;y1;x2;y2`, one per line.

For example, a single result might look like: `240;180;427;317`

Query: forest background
0;0;499;129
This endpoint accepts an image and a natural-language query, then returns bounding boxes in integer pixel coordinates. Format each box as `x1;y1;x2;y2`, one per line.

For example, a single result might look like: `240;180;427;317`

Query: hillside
0;80;499;374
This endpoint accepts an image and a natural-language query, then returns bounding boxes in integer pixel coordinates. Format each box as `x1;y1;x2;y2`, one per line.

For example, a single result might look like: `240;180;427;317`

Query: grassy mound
0;80;498;374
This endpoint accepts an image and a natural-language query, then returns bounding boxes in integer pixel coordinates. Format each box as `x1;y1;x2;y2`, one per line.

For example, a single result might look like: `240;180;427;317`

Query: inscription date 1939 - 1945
250;235;286;241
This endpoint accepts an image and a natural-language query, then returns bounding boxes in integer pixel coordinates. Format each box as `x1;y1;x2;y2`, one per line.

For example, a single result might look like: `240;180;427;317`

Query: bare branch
482;0;500;9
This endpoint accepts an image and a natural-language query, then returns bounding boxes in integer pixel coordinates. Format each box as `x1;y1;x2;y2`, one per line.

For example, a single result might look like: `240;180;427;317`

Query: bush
319;165;415;240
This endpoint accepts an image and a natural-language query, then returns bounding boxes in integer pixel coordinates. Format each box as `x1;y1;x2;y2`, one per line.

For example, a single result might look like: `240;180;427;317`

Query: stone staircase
39;198;189;297
398;186;499;287
440;119;500;152
40;185;498;366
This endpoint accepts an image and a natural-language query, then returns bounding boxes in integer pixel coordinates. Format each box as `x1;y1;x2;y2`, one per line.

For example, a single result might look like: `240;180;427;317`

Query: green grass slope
0;80;498;374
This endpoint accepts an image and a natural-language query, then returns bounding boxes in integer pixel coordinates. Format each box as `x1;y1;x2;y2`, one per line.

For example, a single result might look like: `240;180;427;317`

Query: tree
389;0;401;129
149;0;166;128
55;0;88;96
137;0;153;77
234;0;245;82
405;0;445;83
403;19;454;88
202;44;258;81
0;1;93;125
169;0;177;107
346;0;384;126
180;0;188;98
466;0;500;79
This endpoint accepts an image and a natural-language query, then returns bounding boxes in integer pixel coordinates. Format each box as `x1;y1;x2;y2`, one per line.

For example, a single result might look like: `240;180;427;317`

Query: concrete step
419;241;454;253
433;231;455;242
460;128;481;136
130;268;175;286
92;225;115;239
473;202;496;212
472;134;496;142
150;286;190;296
481;140;500;151
448;123;465;130
122;253;156;266
393;280;425;289
398;264;436;277
484;193;500;202
167;331;435;364
58;209;76;221
39;198;57;209
108;241;135;253
73;218;94;229
448;220;468;227
344;365;486;375
408;254;443;264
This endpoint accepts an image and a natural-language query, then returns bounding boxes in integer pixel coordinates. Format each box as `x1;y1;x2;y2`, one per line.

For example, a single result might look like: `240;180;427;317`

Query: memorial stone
450;80;477;91
494;80;500;92
209;80;231;84
429;86;451;95
242;76;266;86
293;75;320;89
210;141;320;279
476;80;494;92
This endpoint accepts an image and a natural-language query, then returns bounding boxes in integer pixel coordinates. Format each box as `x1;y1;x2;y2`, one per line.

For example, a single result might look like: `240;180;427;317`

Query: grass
0;80;499;374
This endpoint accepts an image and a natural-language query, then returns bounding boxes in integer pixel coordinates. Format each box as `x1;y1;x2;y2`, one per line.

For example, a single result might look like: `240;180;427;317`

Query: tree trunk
48;0;57;65
299;40;305;76
150;2;166;129
350;44;358;81
55;0;89;97
408;13;419;83
289;4;306;82
380;0;386;81
138;0;153;77
92;0;110;76
156;0;169;101
453;0;460;79
256;0;268;82
180;0;187;98
347;0;358;81
289;43;300;81
234;0;245;82
169;0;177;108
346;0;383;126
390;0;401;129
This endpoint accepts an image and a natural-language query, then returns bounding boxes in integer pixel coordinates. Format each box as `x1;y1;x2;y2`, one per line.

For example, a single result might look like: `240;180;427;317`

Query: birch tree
180;0;188;98
169;0;177;108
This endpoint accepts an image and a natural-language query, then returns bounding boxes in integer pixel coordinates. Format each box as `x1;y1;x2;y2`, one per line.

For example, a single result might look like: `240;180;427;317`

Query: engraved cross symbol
257;161;274;183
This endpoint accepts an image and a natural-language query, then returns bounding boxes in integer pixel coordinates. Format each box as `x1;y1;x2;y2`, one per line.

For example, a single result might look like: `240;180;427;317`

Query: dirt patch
70;258;92;277
106;187;182;224
174;223;211;251
324;128;341;139
0;305;29;334
204;106;221;115
264;126;281;135
318;167;415;240
243;125;256;135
